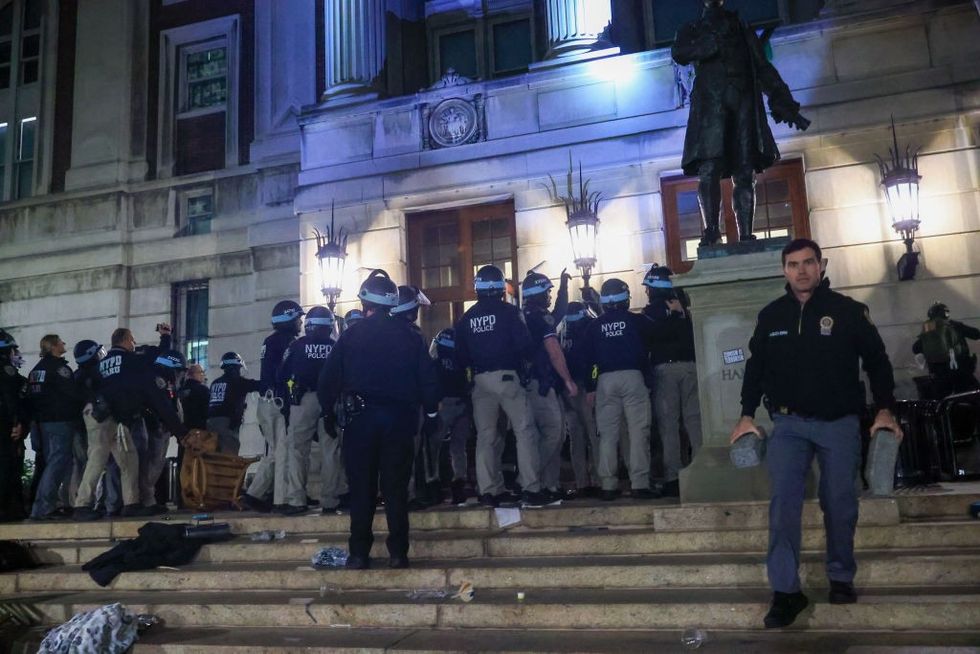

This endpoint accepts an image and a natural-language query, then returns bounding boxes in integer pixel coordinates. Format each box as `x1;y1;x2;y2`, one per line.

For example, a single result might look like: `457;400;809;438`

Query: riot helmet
474;265;506;299
928;302;950;321
642;264;676;303
343;309;364;329
600;278;631;310
220;351;245;372
563;301;594;324
0;329;21;367
155;349;187;370
357;269;399;312
521;270;553;308
74;339;107;366
271;300;305;334
430;327;455;360
305;305;335;337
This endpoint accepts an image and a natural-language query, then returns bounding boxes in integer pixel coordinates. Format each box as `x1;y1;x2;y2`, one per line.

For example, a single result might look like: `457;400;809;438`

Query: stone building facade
0;0;978;456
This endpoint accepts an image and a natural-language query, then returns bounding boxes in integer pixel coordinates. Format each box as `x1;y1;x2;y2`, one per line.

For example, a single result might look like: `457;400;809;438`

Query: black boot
451;480;468;505
829;581;857;604
764;591;809;628
733;170;757;241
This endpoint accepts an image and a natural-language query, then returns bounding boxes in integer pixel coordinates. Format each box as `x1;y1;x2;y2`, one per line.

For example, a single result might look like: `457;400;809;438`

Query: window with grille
0;0;43;202
660;159;810;273
172;280;210;368
408;201;517;343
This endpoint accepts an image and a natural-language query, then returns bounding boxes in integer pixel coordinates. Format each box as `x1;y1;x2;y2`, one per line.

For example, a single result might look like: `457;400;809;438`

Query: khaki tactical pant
528;380;565;491
73;408;139;508
563;388;599;489
595;370;651;491
285;393;346;508
248;398;289;505
471;370;541;495
653;361;703;482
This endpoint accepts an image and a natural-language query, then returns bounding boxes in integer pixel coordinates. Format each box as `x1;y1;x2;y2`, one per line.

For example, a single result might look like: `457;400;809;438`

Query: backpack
919;318;968;368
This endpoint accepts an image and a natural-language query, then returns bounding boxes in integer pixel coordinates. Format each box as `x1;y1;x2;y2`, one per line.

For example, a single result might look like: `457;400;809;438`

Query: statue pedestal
677;245;815;503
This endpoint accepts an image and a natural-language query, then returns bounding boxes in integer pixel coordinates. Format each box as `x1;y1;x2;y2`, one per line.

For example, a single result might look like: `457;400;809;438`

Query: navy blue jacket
455;299;530;374
259;330;295;396
98;347;186;437
28;355;82;423
208;371;260;428
581;309;656;392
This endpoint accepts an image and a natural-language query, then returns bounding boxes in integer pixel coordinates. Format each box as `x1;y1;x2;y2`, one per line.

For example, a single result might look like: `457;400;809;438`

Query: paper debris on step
494;507;521;528
300;538;319;544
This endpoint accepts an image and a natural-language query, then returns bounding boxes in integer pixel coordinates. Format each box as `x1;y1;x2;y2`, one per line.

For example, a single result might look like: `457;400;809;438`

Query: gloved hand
322;413;339;439
421;413;441;440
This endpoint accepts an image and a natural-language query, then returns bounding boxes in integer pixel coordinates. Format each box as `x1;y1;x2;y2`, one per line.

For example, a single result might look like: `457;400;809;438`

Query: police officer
560;302;600;497
207;353;260;454
521;269;578;501
242;300;304;513
913;302;980;397
278;305;345;515
179;363;210;431
643;265;702;498
71;340;119;520
731;238;901;628
96;328;186;518
142;349;187;513
27;335;83;520
455;265;544;507
318;270;441;569
343;309;364;331
0;330;29;522
582;279;659;501
392;285;439;506
431;328;473;505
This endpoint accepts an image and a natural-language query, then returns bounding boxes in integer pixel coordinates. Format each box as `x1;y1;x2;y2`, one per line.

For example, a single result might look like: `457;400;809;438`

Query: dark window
176;190;213;237
438;29;477;78
15;116;34;199
173;280;210;368
21;0;40;30
492;18;532;75
649;0;780;48
408;201;517;343
0;4;11;90
660;159;810;273
175;112;225;175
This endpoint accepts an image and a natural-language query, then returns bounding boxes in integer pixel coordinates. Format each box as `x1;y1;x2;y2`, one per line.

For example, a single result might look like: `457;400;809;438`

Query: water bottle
680;629;708;649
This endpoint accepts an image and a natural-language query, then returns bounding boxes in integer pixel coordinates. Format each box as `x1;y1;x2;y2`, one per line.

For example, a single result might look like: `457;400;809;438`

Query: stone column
323;0;386;104
542;0;612;60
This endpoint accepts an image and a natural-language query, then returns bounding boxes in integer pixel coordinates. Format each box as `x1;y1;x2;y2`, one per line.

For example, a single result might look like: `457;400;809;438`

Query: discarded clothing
38;603;137;654
0;540;39;572
82;522;232;587
311;546;348;569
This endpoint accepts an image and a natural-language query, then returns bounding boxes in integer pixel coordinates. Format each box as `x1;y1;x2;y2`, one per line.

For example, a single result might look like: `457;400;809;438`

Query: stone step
10;625;980;653
0;494;919;543
7;586;980;632
26;520;980;566
7;550;980;594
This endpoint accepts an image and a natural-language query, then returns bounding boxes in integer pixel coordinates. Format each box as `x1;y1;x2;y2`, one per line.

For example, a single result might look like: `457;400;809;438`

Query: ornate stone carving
427;68;475;90
422;96;485;150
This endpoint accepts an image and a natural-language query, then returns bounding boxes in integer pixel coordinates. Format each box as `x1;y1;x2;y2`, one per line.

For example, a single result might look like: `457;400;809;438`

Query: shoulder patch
58;366;72;379
155;376;167;390
3;365;14;376
543;314;555;327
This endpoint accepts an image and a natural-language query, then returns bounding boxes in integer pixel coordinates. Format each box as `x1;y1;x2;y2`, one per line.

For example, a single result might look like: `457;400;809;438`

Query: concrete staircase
2;488;980;652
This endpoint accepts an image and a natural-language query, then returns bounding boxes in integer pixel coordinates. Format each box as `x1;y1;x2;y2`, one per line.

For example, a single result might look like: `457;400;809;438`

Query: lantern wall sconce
313;200;348;312
545;153;602;295
875;116;922;282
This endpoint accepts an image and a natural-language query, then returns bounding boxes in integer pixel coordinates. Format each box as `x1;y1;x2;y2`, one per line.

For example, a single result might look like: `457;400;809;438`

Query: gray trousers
74;410;139;508
248;398;289;505
528;380;565;491
207;416;240;455
471;370;541;495
595;370;651;491
285;393;346;508
140;424;170;507
653;361;703;482
767;414;861;594
441;396;472;481
562;388;598;489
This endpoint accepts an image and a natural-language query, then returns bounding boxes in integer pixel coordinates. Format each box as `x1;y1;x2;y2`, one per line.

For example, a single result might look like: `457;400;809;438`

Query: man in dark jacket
672;0;808;244
27;335;83;520
178;363;210;431
0;330;29;522
207;353;260;454
731;239;901;628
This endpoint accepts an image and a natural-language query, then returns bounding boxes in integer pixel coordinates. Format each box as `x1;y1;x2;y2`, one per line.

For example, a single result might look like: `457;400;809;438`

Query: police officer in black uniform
70;340;110;520
318;270;441;569
97;328;187;517
0;330;29;522
560;302;600;497
581;279;659;500
27;335;83;520
207;352;260;454
521;269;578;501
643;265;702;498
343;309;365;331
731;238;901;628
279;305;344;515
141;349;187;513
431;327;473;505
455;265;544;507
243;300;305;513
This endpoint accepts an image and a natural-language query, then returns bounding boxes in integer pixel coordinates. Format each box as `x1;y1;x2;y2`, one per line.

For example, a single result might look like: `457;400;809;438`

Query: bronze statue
672;0;809;245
